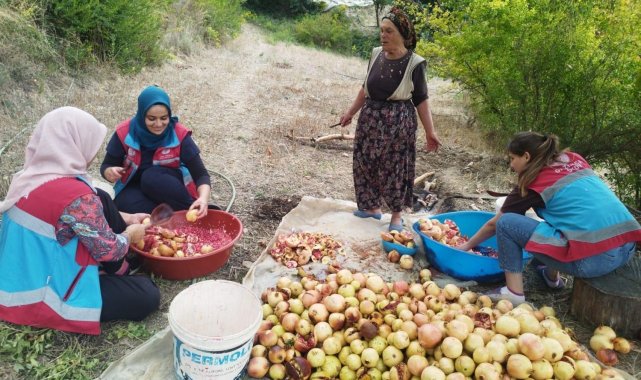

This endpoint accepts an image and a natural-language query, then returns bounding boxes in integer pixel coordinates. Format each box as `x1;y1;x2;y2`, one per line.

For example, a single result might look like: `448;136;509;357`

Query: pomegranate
268;345;287;364
365;274;385;293
293;333;316;354
418;323;443;349
399;255;414;269
313;321;332;343
590;334;614;351
441;337;463;359
359;320;379;340
268;363;286;380
406;355;429;376
594;325;617;340
247;356;269;378
284;357;312;380
518;333;545;361
596;349;618;366
308;303;329;324
328;312;346;331
506;354;533;379
323;294;346;313
388;250;401;263
301;290;321;308
360;347;380;368
257;330;278;347
612;337;631;354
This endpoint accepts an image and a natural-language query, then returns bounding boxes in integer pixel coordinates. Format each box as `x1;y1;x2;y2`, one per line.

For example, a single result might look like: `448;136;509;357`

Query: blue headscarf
131;86;179;149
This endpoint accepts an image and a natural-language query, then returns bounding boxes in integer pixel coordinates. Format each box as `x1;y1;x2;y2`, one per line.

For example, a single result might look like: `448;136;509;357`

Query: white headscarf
0;107;107;213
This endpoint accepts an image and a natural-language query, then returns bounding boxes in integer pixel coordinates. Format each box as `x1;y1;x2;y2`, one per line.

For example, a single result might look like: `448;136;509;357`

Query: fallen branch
413;171;435;186
442;192;497;201
312;133;354;143
286;131;354;151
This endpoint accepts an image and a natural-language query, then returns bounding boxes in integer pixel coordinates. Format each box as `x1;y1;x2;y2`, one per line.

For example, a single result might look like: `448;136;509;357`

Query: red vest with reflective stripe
0;177;102;335
524;152;641;261
114;119;198;198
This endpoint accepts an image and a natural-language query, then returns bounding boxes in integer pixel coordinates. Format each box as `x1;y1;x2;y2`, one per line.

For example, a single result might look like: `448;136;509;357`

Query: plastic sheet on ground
243;196;477;298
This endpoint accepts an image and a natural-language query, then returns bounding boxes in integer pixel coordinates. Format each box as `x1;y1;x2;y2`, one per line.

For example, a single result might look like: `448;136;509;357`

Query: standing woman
459;132;641;305
340;7;441;232
0;107;160;334
101;85;212;217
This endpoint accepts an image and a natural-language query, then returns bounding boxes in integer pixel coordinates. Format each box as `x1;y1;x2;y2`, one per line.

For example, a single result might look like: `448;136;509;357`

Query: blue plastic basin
381;239;418;256
412;211;532;283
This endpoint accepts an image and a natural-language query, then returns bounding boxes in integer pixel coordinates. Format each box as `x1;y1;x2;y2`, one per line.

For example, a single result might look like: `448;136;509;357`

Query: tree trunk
570;255;641;338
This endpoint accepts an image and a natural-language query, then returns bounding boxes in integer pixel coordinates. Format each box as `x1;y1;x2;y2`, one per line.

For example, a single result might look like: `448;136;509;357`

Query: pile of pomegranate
418;218;467;247
269;232;344;268
134;226;231;258
248;269;629;380
381;230;416;249
418;219;499;258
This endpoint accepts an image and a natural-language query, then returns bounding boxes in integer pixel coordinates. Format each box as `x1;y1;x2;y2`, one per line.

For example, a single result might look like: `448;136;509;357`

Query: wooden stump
570;255;641;339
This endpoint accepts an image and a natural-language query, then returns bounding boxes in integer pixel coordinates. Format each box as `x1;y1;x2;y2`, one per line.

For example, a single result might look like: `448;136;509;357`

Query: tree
416;0;641;207
373;0;392;26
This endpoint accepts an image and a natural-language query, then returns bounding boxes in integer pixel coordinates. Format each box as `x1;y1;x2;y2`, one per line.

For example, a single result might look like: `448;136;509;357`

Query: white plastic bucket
169;280;262;380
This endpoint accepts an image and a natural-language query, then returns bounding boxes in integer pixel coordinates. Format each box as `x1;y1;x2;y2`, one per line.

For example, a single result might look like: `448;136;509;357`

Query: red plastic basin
131;210;243;280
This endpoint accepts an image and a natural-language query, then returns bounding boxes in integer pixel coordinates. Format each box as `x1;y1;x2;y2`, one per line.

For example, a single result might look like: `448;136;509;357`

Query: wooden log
312;133;354;143
570;255;641;339
413;171;435;186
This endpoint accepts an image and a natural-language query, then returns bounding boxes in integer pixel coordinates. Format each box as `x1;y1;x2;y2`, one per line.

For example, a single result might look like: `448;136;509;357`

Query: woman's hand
105;166;124;183
339;112;353;127
457;242;472;252
340;88;366;127
189;197;209;219
124;224;146;244
425;132;442;152
122;212;150;225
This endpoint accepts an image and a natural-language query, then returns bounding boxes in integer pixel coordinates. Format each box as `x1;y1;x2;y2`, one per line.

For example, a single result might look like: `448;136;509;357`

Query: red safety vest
114;119;198;198
0;178;102;334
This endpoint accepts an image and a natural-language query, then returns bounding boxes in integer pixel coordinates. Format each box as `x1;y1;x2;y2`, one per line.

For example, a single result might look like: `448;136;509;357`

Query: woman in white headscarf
0;107;159;335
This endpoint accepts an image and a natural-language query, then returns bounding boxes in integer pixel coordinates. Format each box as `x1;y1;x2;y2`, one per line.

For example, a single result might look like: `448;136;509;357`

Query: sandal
353;210;382;220
537;265;566;289
389;219;405;232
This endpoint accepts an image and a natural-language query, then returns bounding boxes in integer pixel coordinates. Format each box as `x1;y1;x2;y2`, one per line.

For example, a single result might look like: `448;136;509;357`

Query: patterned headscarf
382;7;417;50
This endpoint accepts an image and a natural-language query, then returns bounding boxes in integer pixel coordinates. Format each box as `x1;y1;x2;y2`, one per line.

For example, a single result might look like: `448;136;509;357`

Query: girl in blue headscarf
100;86;212;217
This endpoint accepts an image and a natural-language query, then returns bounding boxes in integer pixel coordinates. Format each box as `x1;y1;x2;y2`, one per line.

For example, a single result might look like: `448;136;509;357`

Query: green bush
249;5;377;59
244;0;323;18
195;0;245;45
293;7;355;53
418;0;641;207
351;31;379;60
7;0;168;72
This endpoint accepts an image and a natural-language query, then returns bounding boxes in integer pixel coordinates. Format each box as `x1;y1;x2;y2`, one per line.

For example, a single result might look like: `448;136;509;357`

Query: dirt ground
1;23;640;379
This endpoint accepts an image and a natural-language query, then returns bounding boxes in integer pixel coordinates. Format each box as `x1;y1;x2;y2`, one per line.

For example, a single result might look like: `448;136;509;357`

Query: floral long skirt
353;99;417;212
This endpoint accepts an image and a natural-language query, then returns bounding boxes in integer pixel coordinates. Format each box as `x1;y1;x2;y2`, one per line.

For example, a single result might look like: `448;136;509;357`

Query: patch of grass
0;8;62;92
196;0;245;45
32;339;101;380
106;321;153;342
163;0;246;55
0;323;103;379
0;323;53;375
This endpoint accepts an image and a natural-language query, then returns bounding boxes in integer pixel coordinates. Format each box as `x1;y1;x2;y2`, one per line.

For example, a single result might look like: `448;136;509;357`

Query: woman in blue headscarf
101;86;212;217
